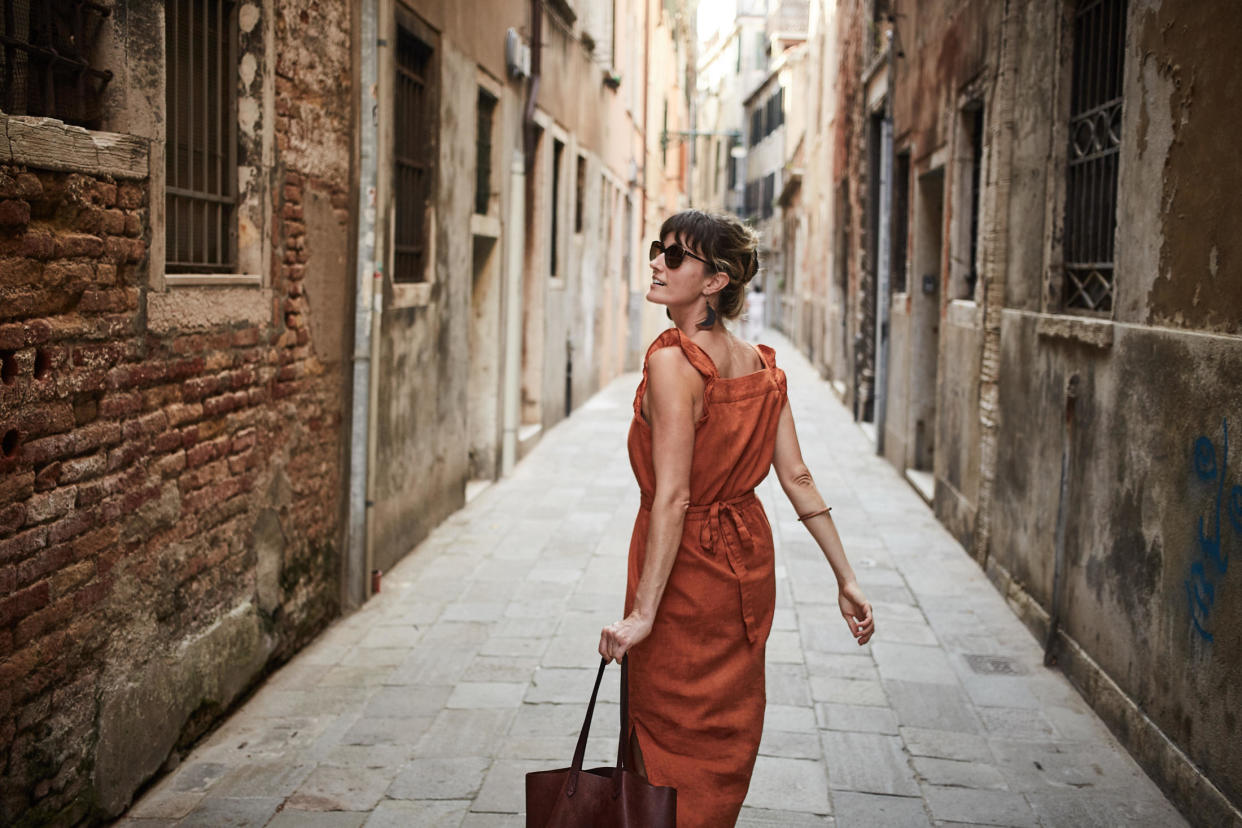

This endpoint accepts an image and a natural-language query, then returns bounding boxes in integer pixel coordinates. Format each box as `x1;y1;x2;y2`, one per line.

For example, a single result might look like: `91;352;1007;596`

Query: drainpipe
346;0;379;610
873;28;895;456
523;0;542;172
501;149;526;474
506;0;540;473
1044;373;1079;666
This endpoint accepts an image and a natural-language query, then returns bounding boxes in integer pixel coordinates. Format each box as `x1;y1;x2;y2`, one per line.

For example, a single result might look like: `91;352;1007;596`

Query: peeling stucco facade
780;0;1242;822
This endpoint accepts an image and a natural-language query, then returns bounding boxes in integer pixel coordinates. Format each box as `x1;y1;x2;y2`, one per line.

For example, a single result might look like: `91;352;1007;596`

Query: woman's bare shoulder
647;342;699;380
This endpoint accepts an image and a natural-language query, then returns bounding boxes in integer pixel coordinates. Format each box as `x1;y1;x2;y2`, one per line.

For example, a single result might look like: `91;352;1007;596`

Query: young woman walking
599;209;875;826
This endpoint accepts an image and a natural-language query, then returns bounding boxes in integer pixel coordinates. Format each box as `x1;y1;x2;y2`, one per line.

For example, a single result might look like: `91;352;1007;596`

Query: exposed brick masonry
0;156;345;822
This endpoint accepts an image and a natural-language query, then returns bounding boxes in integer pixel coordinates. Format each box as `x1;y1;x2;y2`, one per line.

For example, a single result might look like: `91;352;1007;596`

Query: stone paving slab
125;331;1187;827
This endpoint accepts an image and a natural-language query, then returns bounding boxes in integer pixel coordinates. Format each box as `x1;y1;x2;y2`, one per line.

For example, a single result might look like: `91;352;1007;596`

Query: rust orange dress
624;327;787;827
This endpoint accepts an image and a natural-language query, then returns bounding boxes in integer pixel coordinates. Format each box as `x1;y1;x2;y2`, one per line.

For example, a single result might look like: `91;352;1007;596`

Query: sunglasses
649;240;713;271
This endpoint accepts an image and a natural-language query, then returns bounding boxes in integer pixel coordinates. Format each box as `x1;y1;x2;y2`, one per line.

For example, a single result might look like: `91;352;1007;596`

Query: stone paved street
121;331;1186;827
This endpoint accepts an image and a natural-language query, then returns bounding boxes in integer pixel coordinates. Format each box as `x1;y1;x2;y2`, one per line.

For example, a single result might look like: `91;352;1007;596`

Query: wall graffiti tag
1185;417;1241;642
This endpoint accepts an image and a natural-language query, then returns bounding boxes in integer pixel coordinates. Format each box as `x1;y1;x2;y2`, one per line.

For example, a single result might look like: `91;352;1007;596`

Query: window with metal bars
165;0;237;273
475;88;496;216
1;0;113;128
1062;0;1126;313
394;13;436;283
761;172;774;219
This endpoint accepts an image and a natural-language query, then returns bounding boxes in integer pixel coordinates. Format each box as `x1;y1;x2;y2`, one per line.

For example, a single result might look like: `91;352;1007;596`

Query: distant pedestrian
599;209;874;826
745;280;765;340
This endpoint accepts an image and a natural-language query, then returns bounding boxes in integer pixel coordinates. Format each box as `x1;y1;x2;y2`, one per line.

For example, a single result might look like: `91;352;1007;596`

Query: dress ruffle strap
632;327;719;423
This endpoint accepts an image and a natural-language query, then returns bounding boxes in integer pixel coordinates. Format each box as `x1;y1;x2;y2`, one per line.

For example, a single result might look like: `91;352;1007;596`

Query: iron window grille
1062;0;1126;313
394;14;436;283
1;0;113;128
475;88;496;216
165;0;238;273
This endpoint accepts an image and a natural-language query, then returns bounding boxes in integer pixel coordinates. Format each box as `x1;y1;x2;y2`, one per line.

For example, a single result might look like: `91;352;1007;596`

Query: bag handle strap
567;657;609;795
617;654;631;771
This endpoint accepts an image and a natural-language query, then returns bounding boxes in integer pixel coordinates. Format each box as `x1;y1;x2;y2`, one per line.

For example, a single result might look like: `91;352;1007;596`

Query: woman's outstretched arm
599;347;700;663
771;403;875;645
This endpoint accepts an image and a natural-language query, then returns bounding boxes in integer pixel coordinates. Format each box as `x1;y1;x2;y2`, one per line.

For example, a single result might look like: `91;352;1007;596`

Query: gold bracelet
797;507;832;522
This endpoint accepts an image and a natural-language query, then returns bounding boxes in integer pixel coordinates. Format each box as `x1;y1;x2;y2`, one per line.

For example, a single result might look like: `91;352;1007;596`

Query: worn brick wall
0;64;352;828
0;153;347;824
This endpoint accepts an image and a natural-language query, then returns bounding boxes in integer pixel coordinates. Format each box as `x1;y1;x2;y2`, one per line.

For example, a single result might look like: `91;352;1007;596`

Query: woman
598;210;874;826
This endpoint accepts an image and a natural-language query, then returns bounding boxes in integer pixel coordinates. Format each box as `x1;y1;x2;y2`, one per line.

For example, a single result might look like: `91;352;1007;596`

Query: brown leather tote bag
525;656;676;827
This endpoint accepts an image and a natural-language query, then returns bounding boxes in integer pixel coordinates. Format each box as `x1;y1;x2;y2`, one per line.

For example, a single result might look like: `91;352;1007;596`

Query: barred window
394;11;437;283
1062;0;1126;312
165;0;237;273
1;0;113;127
761;173;775;219
475;88;496;216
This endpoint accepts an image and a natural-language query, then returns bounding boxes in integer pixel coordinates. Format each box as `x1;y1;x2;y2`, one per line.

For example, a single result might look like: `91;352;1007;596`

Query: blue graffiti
1185;418;1238;642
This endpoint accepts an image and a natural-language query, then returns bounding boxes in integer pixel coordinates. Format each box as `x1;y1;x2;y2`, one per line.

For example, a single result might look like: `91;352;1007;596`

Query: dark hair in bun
659;209;760;321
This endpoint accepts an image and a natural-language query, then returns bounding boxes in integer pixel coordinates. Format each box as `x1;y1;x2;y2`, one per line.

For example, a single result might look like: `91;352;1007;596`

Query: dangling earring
698;299;717;329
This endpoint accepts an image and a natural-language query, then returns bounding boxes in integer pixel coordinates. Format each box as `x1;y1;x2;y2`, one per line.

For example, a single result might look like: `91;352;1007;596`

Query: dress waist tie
639;490;764;644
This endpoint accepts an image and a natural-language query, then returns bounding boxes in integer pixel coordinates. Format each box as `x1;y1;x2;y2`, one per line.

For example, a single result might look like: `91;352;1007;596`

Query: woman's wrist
629;605;656;626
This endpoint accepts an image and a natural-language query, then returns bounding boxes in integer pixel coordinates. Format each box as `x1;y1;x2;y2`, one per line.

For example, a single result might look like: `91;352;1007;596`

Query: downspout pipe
873;27;895;456
1044;373;1080;666
501;150;526;475
524;0;542;173
346;0;378;610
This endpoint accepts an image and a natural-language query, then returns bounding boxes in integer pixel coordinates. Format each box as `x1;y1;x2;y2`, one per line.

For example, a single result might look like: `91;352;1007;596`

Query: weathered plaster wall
983;3;1242;818
884;297;911;466
371;39;477;574
992;313;1242;813
1130;1;1242;334
934;301;981;548
894;0;996;166
1003;0;1057;314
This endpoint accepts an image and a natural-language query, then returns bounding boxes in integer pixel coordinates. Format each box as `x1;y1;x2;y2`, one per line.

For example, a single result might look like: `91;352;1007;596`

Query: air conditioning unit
506;29;531;80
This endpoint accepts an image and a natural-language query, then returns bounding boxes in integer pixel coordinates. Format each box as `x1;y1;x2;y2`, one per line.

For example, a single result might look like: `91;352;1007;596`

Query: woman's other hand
599;613;654;663
839;582;874;645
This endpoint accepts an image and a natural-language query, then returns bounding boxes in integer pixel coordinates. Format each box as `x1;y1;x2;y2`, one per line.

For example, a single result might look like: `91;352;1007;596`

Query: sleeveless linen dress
624;327;788;826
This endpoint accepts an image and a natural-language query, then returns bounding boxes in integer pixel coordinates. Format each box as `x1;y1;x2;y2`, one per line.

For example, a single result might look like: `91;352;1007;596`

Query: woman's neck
669;298;718;335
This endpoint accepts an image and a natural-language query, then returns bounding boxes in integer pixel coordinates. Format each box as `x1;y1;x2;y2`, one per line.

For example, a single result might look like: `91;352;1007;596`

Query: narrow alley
119;333;1185;828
